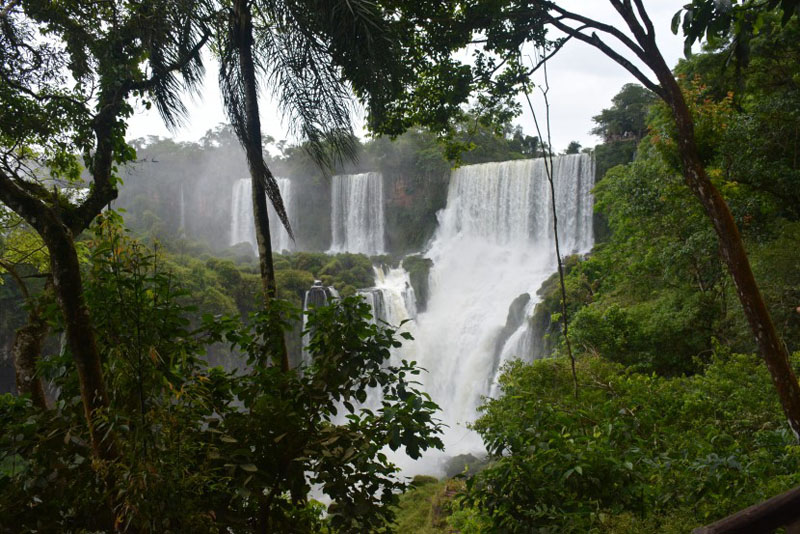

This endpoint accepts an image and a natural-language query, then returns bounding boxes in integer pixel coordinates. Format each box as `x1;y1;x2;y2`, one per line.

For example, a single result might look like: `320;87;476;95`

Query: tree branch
547;3;650;65
0;170;50;235
129;30;212;93
632;0;656;39
0;258;30;301
608;0;654;50
0;0;20;19
547;16;664;97
523;34;577;77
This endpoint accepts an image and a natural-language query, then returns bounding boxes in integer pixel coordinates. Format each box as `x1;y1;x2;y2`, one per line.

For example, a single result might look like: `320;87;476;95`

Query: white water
229;177;294;253
359;266;418;326
179;182;186;235
393;153;595;475
330;172;385;255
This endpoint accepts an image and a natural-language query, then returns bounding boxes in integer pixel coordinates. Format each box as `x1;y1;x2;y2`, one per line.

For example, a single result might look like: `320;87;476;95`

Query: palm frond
218;3;293;240
140;0;210;130
254;3;358;170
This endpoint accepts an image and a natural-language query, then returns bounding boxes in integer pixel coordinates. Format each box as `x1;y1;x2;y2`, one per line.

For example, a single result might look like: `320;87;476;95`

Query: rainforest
2;1;800;532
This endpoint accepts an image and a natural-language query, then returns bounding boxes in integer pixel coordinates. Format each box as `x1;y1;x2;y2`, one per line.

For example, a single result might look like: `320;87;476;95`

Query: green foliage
674;0;800;55
0;225;442;533
564;18;800;377
591;84;656;144
394;479;486;534
463;354;800;533
401;255;433;312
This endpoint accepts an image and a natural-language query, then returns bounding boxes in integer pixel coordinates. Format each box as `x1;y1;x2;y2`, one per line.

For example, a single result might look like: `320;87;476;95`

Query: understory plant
461;353;800;533
0;217;442;533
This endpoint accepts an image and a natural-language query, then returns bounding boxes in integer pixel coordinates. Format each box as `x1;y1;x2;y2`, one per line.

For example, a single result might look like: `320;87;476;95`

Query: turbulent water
330;172;385;255
229;177;294;253
289;154;594;476
359;266;418;326
389;153;595;474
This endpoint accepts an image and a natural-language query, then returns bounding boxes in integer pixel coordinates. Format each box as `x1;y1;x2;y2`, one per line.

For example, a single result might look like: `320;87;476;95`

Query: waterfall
229;178;251;250
359;266;417;326
396;153;595;473
229;177;294;253
179;182;186;235
330;172;385;255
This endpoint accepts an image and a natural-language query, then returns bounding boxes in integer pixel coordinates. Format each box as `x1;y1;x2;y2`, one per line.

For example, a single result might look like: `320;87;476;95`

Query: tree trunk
43;221;117;460
251;172;279;302
234;0;290;372
13;311;49;410
546;1;800;440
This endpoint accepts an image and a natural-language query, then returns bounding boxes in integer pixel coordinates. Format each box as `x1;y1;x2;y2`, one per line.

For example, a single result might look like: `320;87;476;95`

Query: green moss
394;479;470;534
402;255;433;312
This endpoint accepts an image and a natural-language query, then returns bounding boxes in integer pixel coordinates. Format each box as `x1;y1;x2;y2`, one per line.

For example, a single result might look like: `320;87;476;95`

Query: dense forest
2;1;800;533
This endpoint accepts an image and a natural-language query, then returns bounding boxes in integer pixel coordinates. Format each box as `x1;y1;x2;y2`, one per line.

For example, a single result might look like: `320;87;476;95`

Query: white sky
126;1;688;153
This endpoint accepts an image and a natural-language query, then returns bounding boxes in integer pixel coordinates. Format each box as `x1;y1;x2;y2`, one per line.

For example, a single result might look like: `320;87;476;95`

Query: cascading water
330;172;385;255
359;266;418;326
179;182;186;235
229;177;294;253
396;153;595;474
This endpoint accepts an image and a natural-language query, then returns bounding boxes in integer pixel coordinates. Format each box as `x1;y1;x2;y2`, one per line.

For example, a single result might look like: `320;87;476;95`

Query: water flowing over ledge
229;177;295;254
388;153;596;474
330;172;386;255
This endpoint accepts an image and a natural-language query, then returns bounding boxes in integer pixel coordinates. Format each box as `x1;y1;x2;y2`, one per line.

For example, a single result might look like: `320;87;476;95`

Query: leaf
239;463;258;472
671;11;682;34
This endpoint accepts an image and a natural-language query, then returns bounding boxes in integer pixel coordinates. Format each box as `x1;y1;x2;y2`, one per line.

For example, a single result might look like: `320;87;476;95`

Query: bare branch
522;53;579;398
0;0;20;19
523;33;577;77
632;0;656;39
547;16;664;97
608;0;654;49
547;3;650;65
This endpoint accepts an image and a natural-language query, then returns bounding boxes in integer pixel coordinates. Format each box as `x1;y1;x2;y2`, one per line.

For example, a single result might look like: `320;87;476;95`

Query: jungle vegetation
2;0;800;533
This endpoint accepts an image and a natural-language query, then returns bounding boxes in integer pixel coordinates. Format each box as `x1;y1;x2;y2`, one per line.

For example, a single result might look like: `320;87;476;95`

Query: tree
215;0;406;369
379;0;800;440
0;0;209;464
591;83;655;143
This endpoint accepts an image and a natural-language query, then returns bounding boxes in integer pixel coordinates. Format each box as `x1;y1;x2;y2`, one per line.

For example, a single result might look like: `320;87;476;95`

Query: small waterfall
330;172;385;255
229;178;251;250
398;153;595;471
179;182;186;235
358;266;417;326
229;177;294;253
271;179;294;253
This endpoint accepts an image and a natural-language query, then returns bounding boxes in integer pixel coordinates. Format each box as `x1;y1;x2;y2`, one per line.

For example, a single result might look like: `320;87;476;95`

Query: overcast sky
126;1;689;153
